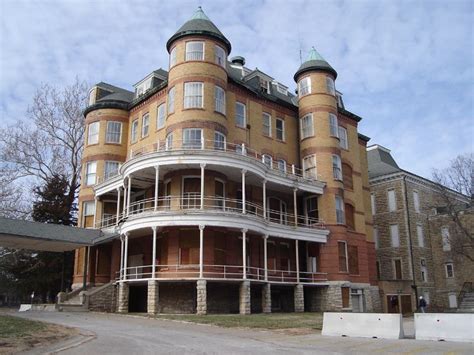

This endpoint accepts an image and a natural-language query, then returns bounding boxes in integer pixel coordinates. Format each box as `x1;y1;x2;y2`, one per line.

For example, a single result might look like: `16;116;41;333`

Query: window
214;86;225;114
183;128;202;149
339;126;348;149
348;245;359;274
214;45;225;67
185;41;204;61
448;293;458;308
168;87;175;113
165;133;173;150
104;161;120;179
374;227;379;249
393;259;402;279
342;287;350;308
300;114;314;139
388;189;397;211
131;119;139;143
106;121;122;143
338;241;348;272
235;143;246;155
87;122;99;145
371;193;376;215
413;190;420;213
277;159;286;173
184;82;204;108
442;227;451;251
276;118;285;141
214;131;226;151
262;112;271;137
85;161;97;186
215;179;225;209
390;224;400;247
305;196;319;223
332;155;343;180
345;203;355;230
303;155;317;179
420;258;428;282
268;198;287;225
156;104;166;129
329;113;339;137
82;201;95;228
445;263;454;278
235;102;246;128
262;154;273;168
141;114;149;138
326;76;335;95
335;196;345;224
342;163;353;189
417;224;425;247
169;46;177;68
298;77;311;97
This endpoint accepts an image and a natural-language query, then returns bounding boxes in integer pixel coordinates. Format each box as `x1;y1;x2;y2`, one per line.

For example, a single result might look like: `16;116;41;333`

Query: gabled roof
294;47;337;81
166;7;231;53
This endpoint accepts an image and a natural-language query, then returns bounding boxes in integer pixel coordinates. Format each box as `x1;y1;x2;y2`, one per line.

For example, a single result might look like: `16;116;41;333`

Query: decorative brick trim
301;146;341;157
298;105;337;117
85;115;130;124
168;75;227;89
83;154;126;163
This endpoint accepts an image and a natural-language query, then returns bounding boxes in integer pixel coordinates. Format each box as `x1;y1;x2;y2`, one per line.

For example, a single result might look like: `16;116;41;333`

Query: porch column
126;175;132;216
123;233;129;280
262;180;267;219
293;188;298;227
241;170;247;214
122;182;127;215
263;235;268;281
119;235;124;280
199;225;205;278
242;229;248;279
116;188;121;226
200;163;206;210
93;196;98;228
154;166;159;211
152;226;157;278
295;240;300;283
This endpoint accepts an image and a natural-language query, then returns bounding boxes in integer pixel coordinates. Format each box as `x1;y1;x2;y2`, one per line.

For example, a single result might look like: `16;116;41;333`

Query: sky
0;0;472;179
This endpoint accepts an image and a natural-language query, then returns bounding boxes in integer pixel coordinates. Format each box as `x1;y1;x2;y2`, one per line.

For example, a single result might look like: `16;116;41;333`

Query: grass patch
154;312;323;330
0;315;47;338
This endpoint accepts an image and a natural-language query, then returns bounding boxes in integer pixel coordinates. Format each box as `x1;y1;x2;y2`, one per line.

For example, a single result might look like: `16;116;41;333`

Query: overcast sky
1;0;472;179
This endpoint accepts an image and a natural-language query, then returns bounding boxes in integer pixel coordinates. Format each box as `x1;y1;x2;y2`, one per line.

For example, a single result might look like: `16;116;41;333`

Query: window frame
441;226;451;251
298;76;311;97
141;113;150;138
214;131;226;151
131;119;139;143
329;113;339;137
214;45;226;67
262;112;272;137
332;154;343;180
165;132;173;150
82;201;96;228
338;241;348;272
185;41;204;61
104;161;120;180
168;87;175;114
184;82;204;109
85;161;97;186
156;103;166;130
390;224;400;247
339;126;348;149
302;155;317;179
371;193;376;215
326;76;335;95
277;159;287;173
393;258;403;280
87;121;100;145
214;85;226;114
105;121;122;144
235;102;246;128
262;154;273;168
300;114;314;139
417;224;425;247
335;195;345;224
183;128;203;149
388;189;397;212
445;263;454;278
276;118;285;141
169;46;177;68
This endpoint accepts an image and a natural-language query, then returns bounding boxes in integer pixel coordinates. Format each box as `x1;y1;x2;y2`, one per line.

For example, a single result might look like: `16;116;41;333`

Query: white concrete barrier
415;313;474;342
322;312;404;339
18;304;32;312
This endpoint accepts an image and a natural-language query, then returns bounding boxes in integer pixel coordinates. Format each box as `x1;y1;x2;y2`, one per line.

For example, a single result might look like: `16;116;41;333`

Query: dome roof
166;7;231;53
294;47;337;81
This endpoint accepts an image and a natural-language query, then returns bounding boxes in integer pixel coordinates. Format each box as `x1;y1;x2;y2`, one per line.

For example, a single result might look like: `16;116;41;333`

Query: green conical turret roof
294;47;337;81
167;7;231;53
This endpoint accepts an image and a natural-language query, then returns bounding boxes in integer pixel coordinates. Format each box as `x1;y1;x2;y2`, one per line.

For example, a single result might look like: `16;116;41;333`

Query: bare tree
0;77;88;218
432;153;473;262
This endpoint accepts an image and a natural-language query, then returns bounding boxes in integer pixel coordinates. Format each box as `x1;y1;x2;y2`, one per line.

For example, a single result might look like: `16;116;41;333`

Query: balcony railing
118;264;328;284
95;139;321;186
95;195;325;230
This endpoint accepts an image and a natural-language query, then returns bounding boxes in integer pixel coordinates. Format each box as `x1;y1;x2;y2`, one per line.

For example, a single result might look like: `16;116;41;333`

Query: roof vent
231;56;245;66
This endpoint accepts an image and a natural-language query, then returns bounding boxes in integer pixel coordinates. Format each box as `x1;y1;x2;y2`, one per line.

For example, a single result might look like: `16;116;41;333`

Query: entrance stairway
458;292;474;313
57;282;116;312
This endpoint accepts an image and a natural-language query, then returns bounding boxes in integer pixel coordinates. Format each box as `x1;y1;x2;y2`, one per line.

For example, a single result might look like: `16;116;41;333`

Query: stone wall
294;284;304;312
207;282;239;314
147;280;159;314
88;282;116;312
196;280;206;315
239;281;251;315
117;283;129;313
159;282;196;314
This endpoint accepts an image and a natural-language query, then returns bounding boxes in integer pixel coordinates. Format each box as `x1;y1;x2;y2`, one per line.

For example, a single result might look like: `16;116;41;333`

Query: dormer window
260;78;270;93
186;41;204;61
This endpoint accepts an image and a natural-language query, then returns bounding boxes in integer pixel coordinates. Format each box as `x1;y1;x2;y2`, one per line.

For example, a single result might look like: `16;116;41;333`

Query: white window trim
326;76;335;95
104;161;120;179
277;159;287;173
338;126;348;149
131;119;139;143
262;112;272;137
185;41;205;61
87;121;100;145
85;161;97;186
141;113;150;138
276;118;285;141
214;131;226;150
371;193;376;215
214;45;226;67
298;76;311;97
339;240;349;272
235;102;246;128
105;121;122;144
417;224;425;247
262;154;273;168
332;154;343;181
445;263;454;278
300;114;314;139
169;46;177;68
335;196;345;224
156;104;166;130
303;155;317;179
184;82;204;109
168;87;175;114
214;86;226;114
329;113;339;137
183;128;203;149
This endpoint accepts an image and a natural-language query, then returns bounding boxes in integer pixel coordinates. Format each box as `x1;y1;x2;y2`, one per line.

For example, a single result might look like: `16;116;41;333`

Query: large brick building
368;145;473;313
72;7;380;314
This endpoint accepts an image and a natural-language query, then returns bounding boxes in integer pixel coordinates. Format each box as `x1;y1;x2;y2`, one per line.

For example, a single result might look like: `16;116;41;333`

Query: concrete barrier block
322;312;404;339
415;313;474;342
18;304;32;312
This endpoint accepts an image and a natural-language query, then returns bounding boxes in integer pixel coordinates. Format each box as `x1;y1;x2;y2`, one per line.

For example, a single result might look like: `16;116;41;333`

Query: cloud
0;0;472;179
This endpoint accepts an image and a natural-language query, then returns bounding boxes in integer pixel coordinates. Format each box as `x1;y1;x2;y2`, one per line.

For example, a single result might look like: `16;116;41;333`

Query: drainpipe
402;175;418;304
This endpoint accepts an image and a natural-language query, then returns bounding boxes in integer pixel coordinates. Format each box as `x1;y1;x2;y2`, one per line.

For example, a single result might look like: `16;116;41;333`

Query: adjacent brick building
72;7;380;314
368;145;473;313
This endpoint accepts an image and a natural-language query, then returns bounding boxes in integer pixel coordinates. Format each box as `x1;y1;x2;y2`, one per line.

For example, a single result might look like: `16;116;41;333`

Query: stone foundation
158;282;196;314
117;282;129;313
294;284;304;312
262;283;271;313
239;281;251;315
207;282;239;314
88;283;116;312
147;280;159;315
364;286;382;312
196;280;207;315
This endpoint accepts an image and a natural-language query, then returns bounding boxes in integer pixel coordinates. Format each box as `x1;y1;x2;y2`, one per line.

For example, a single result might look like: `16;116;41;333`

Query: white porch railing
95;195;325;230
118;264;328;284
